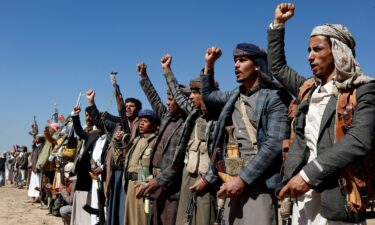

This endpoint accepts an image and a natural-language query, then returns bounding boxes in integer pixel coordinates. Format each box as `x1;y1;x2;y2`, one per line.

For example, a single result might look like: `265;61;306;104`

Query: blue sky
1;1;374;151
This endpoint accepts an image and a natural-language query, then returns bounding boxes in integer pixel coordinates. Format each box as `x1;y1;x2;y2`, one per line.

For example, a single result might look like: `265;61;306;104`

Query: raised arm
85;89;118;133
138;62;168;118
71;106;89;140
201;46;231;107
162;54;195;114
268;3;307;96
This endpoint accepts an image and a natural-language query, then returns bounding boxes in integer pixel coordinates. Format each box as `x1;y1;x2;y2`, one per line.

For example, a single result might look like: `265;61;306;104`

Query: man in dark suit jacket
201;44;291;225
269;3;375;224
71;105;107;225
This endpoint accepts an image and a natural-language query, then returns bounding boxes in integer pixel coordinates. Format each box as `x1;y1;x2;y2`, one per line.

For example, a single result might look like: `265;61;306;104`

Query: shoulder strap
335;89;357;142
297;78;316;102
334;88;375;213
282;78;316;157
239;95;258;152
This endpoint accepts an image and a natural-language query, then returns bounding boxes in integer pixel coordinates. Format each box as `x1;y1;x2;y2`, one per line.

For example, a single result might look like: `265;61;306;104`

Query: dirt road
0;184;62;225
0;183;374;225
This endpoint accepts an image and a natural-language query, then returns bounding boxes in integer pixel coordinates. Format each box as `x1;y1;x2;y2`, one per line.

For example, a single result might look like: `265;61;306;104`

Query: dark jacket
0;157;5;171
72;113;102;191
86;104;139;141
140;76;187;199
201;70;291;191
268;26;375;222
18;153;28;170
86;105;119;135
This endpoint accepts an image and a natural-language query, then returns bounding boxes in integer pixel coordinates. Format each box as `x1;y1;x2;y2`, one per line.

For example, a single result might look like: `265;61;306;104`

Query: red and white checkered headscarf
50;122;60;133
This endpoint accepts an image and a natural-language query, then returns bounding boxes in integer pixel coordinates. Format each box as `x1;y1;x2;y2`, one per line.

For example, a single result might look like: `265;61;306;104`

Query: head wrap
138;109;160;125
167;84;190;96
50;122;60;133
189;77;219;90
36;134;45;139
21;146;27;152
311;24;372;89
64;162;74;179
233;43;270;76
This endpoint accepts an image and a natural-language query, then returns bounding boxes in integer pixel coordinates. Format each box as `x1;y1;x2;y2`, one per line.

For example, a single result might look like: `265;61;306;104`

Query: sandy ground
0;184;63;225
0;183;374;225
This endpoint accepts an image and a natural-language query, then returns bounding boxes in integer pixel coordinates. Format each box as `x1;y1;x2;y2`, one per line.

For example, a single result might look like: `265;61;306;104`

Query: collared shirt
92;134;106;168
300;81;336;182
232;86;259;152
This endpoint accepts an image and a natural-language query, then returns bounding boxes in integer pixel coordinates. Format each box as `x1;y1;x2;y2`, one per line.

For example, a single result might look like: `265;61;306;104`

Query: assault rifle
110;72;130;134
97;174;106;225
29;116;39;138
82;174;106;225
52;103;59;123
183;192;196;225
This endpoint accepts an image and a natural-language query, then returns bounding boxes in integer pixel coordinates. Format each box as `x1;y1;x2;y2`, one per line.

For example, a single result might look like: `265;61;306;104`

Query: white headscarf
311;24;372;90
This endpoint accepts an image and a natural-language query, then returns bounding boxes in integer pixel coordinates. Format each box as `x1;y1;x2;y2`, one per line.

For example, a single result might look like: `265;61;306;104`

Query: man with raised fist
268;3;375;224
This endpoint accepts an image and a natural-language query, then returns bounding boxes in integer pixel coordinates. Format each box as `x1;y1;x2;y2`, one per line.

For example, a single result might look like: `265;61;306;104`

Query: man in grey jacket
159;54;220;225
269;3;375;224
201;44;291;225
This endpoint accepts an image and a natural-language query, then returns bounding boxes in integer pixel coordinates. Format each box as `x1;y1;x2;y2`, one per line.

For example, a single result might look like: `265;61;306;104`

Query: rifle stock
82;175;106;225
29;116;39;137
97;175;106;225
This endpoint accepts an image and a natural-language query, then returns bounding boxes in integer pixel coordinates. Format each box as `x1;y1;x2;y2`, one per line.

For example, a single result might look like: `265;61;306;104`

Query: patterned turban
311;24;372;90
233;43;270;76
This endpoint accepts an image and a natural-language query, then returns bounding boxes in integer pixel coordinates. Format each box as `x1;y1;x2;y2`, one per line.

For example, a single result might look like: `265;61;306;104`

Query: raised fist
274;3;295;26
73;105;81;114
205;46;222;73
137;62;148;79
160;54;172;71
206;46;222;64
86;89;95;106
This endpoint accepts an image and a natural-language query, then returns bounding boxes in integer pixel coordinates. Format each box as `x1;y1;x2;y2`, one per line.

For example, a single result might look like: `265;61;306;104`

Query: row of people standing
1;147;29;188
23;2;375;225
74;36;292;225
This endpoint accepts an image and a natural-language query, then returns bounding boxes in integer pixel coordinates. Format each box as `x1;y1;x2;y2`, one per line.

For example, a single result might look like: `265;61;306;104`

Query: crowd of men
0;146;30;189
1;3;374;225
